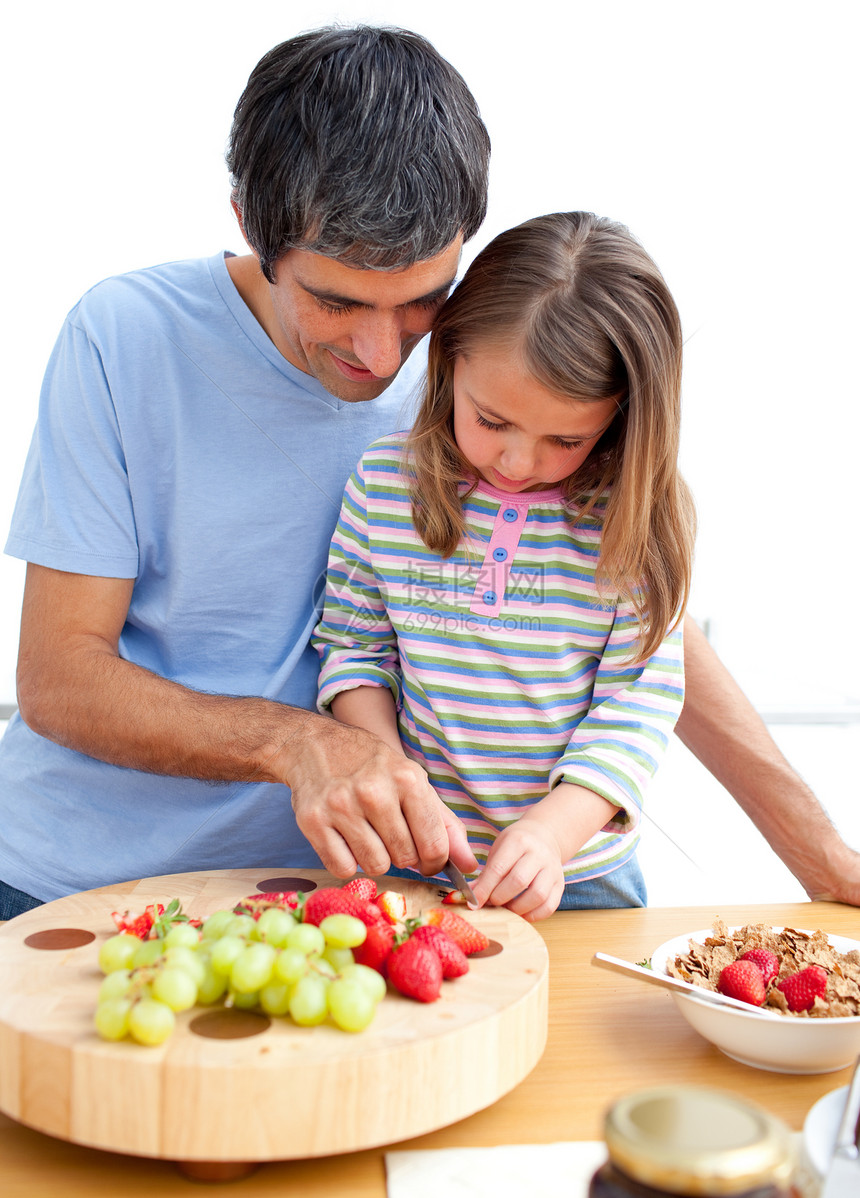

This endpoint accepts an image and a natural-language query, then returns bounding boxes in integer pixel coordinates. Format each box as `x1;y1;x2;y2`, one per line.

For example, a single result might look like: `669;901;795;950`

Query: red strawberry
352;919;396;974
717;960;766;1006
111;903;165;939
424;908;489;956
410;925;469;978
375;890;408;925
111;912;151;939
387;937;443;1002
233;892;299;919
739;948;780;986
343;877;378;902
777;965;828;1012
302;887;380;928
441;889;468;905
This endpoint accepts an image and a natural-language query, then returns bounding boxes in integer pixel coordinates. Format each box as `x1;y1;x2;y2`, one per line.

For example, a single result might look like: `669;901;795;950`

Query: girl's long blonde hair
404;211;696;661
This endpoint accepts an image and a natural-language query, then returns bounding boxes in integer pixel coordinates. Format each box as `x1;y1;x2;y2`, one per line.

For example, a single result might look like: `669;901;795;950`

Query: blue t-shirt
0;252;425;900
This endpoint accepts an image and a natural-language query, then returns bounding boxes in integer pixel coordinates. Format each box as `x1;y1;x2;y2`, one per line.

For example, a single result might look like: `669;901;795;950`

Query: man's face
265;238;463;402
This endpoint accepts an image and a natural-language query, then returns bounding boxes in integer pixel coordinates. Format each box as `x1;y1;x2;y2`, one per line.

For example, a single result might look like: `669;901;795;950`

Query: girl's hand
469;820;566;921
468;783;621;920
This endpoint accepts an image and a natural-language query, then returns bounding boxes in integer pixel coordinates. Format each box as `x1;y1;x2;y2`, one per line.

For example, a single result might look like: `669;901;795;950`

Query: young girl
312;211;695;919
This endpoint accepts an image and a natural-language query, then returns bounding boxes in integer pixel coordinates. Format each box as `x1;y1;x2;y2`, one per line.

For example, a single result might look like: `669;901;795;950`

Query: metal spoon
592;952;784;1018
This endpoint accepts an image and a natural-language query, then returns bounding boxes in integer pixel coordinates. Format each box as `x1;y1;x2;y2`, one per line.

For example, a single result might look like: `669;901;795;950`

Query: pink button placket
469;502;529;618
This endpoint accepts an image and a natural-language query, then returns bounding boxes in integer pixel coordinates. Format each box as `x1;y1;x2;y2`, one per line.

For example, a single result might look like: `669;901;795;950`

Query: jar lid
603;1086;795;1195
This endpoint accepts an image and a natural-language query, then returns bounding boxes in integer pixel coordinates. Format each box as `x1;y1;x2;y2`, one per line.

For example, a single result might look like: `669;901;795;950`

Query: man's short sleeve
6;311;140;578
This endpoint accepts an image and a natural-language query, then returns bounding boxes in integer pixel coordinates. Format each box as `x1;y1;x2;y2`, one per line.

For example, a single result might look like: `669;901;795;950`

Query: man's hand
286;716;477;880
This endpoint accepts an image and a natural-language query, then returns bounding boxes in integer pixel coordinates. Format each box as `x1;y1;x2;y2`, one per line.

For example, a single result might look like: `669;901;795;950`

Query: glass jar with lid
589;1086;797;1198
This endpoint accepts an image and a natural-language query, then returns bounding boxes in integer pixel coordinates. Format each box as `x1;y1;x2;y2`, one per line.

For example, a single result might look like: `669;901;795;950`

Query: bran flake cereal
664;918;860;1017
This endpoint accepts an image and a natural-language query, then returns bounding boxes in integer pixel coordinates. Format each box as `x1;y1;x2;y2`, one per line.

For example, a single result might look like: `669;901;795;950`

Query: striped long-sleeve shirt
313;433;684;883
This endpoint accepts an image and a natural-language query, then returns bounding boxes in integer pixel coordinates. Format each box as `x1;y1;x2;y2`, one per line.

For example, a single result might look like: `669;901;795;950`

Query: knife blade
442;858;478;908
821;1055;860;1198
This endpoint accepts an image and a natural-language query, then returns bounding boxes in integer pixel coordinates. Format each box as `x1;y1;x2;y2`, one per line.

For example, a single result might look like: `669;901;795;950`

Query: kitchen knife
442;858;478;908
821;1054;860;1198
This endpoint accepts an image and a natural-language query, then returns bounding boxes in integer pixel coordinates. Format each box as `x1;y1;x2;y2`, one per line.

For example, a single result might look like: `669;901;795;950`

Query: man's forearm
19;646;321;785
14;564;475;881
15;564;325;786
677;615;860;902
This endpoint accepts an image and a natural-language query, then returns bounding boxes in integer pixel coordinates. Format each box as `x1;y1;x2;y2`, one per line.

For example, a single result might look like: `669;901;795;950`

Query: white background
2;1;858;903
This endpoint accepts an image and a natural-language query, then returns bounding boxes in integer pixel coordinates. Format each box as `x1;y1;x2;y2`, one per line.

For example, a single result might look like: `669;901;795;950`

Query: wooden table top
2;897;859;1197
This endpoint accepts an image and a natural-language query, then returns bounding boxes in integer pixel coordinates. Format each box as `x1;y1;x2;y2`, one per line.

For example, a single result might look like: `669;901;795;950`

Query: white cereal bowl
650;927;860;1074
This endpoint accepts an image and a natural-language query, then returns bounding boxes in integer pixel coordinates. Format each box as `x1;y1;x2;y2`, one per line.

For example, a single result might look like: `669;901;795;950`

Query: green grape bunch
94;896;386;1046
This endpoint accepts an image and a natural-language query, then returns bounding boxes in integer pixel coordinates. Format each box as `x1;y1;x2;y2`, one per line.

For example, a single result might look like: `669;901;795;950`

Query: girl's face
452;345;619;493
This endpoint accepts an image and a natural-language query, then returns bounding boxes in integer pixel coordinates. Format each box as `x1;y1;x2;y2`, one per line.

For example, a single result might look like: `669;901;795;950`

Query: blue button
502;508;518;522
492;547;508;562
482;590;497;605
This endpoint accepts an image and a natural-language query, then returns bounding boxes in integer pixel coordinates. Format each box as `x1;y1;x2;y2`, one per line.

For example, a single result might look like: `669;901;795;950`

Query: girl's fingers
505;871;565;921
472;843;536;908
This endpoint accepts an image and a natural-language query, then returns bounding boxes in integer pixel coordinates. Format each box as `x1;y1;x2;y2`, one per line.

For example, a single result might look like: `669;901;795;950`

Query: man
1;26;857;919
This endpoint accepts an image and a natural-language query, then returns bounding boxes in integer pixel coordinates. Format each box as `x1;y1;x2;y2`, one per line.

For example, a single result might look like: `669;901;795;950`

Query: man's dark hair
226;25;491;282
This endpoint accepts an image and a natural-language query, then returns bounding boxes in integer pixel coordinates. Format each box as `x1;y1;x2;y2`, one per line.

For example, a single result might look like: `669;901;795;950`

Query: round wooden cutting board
0;868;548;1167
